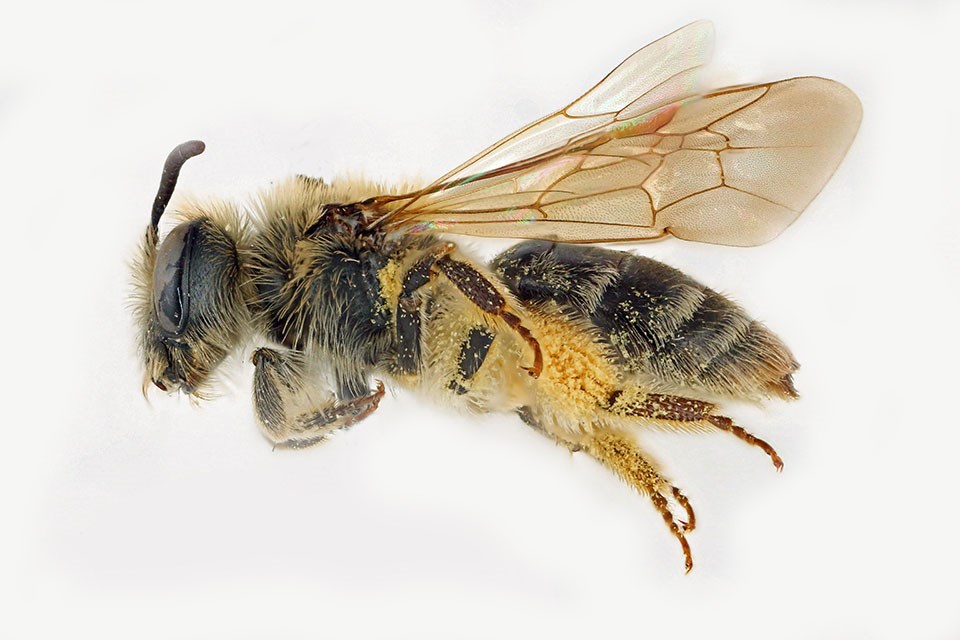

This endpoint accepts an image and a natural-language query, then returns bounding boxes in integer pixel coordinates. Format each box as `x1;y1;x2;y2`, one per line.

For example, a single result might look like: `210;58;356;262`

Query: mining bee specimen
131;22;860;571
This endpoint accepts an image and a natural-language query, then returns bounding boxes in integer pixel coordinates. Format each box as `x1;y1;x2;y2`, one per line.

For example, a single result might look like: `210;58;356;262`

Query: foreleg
252;348;384;449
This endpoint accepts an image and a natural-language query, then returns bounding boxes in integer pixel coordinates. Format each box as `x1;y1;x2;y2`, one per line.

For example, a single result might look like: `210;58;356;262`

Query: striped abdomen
491;241;798;401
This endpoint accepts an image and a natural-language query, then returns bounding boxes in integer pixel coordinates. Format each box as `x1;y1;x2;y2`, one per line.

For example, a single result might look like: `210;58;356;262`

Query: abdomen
491;241;798;402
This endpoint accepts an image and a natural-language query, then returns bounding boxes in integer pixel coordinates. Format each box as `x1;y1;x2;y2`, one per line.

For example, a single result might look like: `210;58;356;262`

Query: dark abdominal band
450;326;495;395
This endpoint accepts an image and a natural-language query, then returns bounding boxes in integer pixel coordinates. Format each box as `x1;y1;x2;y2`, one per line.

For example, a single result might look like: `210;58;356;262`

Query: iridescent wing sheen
368;24;861;247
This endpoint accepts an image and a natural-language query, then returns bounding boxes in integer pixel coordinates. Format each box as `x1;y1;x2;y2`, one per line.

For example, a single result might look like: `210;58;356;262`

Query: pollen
532;314;618;409
377;258;402;306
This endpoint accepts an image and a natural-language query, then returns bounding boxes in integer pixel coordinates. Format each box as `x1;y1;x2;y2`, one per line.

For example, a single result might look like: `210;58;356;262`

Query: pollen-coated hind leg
516;407;581;452
584;431;696;572
517;408;694;570
610;391;783;470
252;348;385;449
669;484;696;532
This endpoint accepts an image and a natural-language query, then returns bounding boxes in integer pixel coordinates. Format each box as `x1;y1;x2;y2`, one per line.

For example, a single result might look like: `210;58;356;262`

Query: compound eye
152;221;199;337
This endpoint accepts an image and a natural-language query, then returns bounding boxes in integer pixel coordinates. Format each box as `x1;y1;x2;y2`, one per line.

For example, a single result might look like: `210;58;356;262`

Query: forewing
371;22;714;221
371;20;861;247
437;20;714;188
379;77;861;246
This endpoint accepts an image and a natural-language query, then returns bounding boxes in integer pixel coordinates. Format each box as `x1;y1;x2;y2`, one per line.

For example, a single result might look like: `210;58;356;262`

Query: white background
3;1;958;638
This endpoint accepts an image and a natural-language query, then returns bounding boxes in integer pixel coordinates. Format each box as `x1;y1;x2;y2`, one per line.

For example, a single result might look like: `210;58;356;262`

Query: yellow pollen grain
377;258;402;306
533;314;618;407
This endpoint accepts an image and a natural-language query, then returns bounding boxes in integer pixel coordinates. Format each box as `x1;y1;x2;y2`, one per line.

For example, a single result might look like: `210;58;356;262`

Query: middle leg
394;246;542;378
435;256;543;378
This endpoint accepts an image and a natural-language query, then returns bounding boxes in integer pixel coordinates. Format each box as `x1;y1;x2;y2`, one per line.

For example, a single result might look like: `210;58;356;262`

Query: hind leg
609;391;784;470
583;430;697;572
516;408;696;572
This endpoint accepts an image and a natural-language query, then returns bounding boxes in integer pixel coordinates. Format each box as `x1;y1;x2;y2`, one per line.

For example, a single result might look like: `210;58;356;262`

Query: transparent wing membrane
366;22;861;247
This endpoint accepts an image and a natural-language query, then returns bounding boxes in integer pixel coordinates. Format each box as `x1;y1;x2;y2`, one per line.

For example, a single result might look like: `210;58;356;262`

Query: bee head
133;141;247;396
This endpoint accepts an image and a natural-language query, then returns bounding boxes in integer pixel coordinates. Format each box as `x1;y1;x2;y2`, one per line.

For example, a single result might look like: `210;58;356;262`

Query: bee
131;21;861;572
